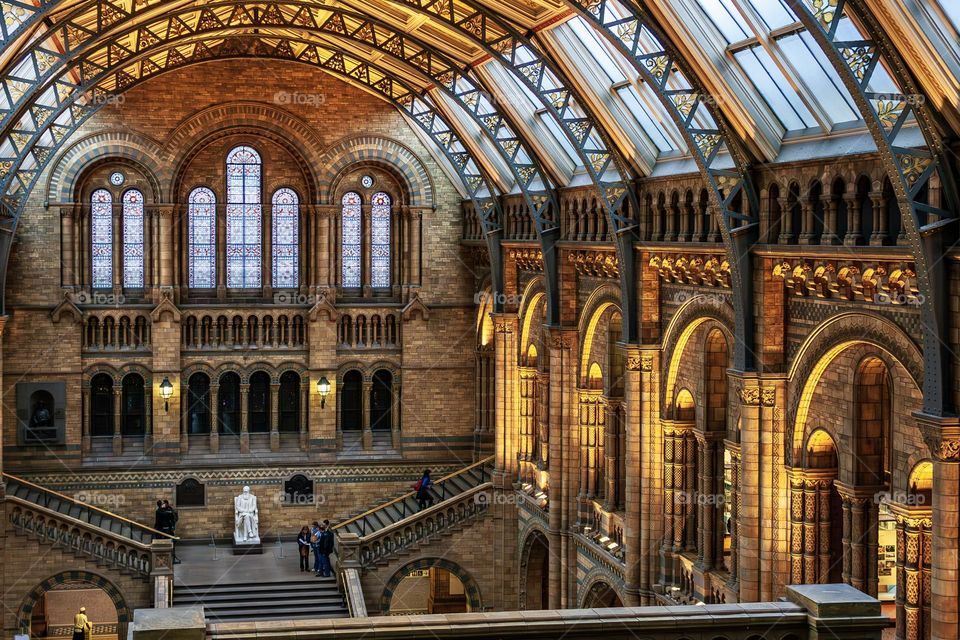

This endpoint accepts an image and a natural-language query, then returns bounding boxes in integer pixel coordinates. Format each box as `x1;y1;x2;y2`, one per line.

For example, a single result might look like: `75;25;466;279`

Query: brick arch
518;525;550;610
518;276;546;364
660;295;735;417
578;569;626;608
83;365;122;386
577;283;621;384
379;557;482;614
164;101;324;200
16;570;131;637
316;135;433;207
46;131;165;204
787;312;923;466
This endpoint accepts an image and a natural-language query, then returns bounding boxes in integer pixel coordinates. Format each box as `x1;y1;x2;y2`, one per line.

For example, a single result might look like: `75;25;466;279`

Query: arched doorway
90;374;114;437
278;371;301;432
520;530;549;610
380;558;482;614
581;579;623;608
218;372;240;435
187;373;211;434
370;369;392;431
18;572;130;640
248;371;270;433
120;374;145;437
340;370;363;431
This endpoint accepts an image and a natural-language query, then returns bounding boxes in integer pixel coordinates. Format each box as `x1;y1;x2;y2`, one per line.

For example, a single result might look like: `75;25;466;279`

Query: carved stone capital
916;413;960;462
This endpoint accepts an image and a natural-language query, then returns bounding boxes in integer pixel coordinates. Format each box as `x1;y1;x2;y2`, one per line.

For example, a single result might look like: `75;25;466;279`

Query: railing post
149;538;175;608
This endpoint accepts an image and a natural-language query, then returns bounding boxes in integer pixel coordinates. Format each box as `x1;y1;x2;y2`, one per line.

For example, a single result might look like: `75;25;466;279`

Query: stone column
270;382;280;451
726;443;741;590
179;386;189;454
112;200;122;293
736;379;763;601
603;398;620;511
81;387;91;455
492;313;519;483
239;383;249;453
61;207;76;288
799;200;814;244
518;366;537;482
391;381;402;450
623;347;660;606
113;386;123;455
822;198;838;244
300;378;309;451
870;195;886;245
157;205;174;288
209;384;219;454
360;380;372;449
918;416;960;640
889;501;932;640
843;192;860;245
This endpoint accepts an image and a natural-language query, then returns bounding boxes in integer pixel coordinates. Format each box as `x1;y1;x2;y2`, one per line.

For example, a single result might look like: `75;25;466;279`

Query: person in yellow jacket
72;606;92;640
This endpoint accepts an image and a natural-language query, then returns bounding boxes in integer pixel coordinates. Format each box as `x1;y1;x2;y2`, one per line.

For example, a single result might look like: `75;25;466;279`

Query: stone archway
17;571;131;639
519;529;550;610
580;578;624;608
379;558;482;614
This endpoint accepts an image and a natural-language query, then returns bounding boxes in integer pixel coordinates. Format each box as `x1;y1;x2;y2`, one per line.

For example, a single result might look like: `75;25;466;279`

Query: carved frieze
568;250;618;278
773;259;919;306
649;254;730;287
510;248;544;272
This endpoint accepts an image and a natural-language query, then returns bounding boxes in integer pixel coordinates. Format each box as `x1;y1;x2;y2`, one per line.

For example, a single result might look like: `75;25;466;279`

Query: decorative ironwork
784;0;959;416
565;0;759;370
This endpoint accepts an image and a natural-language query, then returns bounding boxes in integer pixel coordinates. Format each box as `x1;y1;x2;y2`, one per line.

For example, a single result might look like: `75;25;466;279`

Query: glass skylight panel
777;32;859;123
744;0;795;30
934;0;960;31
733;46;815;130
697;0;750;43
568;17;628;84
615;85;678;152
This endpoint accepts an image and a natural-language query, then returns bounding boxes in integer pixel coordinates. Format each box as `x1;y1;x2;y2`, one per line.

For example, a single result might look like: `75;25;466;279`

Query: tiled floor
174;541;318;586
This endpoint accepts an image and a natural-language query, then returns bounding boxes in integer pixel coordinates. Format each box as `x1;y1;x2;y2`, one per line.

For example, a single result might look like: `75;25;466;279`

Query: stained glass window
110;171;124;186
371;191;391;289
226;146;262;288
188;187;216;288
341;192;361;288
91;188;113;289
272;188;299;288
122;189;144;288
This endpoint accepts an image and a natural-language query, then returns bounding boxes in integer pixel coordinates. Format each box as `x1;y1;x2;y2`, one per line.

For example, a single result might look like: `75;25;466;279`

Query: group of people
298;520;335;576
154;499;178;535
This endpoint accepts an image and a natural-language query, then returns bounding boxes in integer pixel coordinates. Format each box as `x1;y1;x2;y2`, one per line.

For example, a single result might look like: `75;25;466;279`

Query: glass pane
271;188;299;289
371;192;391;289
188;187;216;288
225;146;262;288
733;45;816;130
776;32;859;124
615;85;678;152
122;189;144;288
91;189;112;289
744;0;796;30
934;0;960;31
697;0;750;43
341;192;361;288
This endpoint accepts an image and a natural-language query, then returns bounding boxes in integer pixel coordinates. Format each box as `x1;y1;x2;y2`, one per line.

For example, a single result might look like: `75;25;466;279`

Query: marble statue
234;486;260;544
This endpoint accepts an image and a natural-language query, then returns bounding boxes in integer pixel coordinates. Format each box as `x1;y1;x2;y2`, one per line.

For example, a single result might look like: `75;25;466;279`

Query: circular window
361;175;374;188
109;171;125;186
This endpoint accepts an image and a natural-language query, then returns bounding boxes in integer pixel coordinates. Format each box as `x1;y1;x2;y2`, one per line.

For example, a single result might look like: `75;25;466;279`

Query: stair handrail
356;481;491;542
2;472;177;541
331;456;493;533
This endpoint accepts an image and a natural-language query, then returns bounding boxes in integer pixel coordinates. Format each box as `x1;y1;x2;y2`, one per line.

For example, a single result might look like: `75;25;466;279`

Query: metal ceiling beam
0;1;567;323
563;0;759;371
784;0;960;416
0;34;509;315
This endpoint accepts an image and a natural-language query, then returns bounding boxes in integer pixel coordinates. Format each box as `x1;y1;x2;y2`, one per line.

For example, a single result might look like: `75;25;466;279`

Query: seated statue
234;486;260;544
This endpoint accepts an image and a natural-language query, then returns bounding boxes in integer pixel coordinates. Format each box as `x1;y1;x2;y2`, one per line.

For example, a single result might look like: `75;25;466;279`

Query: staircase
334;456;494;569
3;472;174;577
173;576;348;622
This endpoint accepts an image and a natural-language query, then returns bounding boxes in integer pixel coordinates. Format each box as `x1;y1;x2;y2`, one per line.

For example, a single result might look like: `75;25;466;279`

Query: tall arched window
371;191;391;288
272;188;299;288
90;373;114;436
188;187;216;288
341;192;362;288
91;189;113;289
121;373;145;436
226;146;262;288
122;189;144;288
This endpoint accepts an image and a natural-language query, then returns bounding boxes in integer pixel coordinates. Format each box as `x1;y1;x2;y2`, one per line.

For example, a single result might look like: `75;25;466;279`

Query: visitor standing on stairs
415;469;433;511
317;523;335;577
310;521;323;575
297;525;311;572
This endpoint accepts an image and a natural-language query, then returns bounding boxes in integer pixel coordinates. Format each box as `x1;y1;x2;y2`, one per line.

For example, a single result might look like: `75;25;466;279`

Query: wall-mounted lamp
317;376;331;409
160;377;173;412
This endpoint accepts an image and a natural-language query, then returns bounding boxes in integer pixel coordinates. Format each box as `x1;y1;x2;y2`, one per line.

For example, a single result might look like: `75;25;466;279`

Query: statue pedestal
232;533;263;555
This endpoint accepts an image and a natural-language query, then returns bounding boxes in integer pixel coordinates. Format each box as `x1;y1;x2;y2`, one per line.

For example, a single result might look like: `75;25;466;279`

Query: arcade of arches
0;2;958;640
